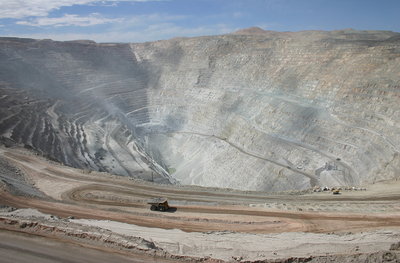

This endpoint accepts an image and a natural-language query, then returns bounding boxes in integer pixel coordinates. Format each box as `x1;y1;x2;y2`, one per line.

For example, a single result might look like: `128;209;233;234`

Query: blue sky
0;0;399;43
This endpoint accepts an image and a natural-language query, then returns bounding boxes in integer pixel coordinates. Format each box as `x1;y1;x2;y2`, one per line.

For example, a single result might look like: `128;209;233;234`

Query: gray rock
0;30;399;192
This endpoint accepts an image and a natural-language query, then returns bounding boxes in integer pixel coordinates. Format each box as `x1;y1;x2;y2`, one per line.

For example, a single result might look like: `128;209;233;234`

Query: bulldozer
147;197;169;211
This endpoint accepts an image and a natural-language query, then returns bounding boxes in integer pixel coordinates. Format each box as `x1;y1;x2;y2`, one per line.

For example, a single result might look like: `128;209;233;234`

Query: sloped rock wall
0;29;399;191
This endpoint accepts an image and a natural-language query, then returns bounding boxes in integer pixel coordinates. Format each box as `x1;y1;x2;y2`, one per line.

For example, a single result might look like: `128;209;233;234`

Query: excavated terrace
0;29;399;191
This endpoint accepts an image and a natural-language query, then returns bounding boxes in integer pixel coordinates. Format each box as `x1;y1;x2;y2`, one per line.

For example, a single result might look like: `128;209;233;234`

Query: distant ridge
229;27;291;37
228;27;399;41
231;27;268;35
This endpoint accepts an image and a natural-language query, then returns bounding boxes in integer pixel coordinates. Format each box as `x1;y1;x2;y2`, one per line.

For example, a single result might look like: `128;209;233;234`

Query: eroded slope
0;29;399;191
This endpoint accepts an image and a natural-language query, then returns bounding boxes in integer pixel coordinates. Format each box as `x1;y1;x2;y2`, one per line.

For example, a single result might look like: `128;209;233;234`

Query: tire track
2;148;400;234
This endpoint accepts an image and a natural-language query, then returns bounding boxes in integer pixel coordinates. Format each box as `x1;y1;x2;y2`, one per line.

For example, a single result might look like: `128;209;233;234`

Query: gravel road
0;146;399;262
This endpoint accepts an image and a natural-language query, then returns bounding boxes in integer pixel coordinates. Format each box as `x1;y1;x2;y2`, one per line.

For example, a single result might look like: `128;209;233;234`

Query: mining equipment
148;197;169;211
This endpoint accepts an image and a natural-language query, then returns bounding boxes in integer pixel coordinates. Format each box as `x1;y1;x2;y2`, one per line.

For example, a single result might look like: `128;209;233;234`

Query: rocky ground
1;30;399;193
0;145;400;262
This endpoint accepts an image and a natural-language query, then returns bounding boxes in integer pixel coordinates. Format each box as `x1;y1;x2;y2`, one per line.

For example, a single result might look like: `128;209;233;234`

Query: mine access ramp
147;197;169;211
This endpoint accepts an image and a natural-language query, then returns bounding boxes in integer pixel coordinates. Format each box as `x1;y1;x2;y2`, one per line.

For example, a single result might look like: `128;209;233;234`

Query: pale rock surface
69;218;400;261
0;29;399;191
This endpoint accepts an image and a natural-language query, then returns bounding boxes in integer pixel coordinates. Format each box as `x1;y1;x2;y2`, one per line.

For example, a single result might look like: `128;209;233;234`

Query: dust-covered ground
0;146;400;262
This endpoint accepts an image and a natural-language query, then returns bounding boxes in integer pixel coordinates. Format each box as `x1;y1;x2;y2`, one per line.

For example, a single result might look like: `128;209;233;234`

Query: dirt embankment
0;146;400;262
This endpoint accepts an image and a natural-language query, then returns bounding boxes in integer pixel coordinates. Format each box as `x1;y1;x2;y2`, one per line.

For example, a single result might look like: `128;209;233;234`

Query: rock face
0;29;399;191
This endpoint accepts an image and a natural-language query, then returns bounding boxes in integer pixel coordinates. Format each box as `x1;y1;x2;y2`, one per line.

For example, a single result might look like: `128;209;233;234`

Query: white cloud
0;1;234;43
0;0;163;19
16;13;121;27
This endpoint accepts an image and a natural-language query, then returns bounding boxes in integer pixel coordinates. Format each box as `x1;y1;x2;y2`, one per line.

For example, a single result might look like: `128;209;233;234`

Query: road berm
1;146;400;262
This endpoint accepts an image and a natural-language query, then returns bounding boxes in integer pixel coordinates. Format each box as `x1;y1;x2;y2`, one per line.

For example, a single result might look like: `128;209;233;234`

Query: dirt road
1;147;399;234
0;147;400;262
0;229;165;263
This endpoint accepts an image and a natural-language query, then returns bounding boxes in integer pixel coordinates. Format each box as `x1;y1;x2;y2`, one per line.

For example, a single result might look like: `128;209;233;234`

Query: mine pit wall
0;31;399;191
131;31;400;191
0;38;160;180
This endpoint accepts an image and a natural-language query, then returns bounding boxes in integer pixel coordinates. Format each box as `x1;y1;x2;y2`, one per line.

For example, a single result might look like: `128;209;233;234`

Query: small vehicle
147;197;169;211
332;190;340;195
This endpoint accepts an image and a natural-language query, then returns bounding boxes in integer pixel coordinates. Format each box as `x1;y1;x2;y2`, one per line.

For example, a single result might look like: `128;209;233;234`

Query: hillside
0;28;399;191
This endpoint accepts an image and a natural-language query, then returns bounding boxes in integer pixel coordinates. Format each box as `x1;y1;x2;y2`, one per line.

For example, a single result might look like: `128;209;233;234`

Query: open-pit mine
0;28;400;262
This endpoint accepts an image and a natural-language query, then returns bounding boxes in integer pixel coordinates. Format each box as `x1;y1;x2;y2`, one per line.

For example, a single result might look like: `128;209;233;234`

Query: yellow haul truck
147;198;169;211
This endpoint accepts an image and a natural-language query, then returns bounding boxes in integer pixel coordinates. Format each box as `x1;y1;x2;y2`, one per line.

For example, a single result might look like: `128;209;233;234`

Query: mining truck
147;197;169;211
